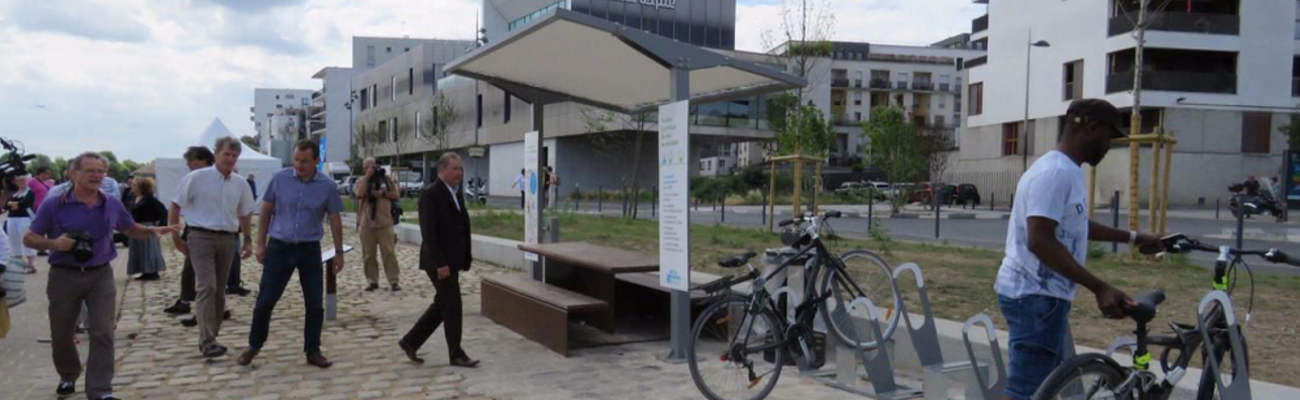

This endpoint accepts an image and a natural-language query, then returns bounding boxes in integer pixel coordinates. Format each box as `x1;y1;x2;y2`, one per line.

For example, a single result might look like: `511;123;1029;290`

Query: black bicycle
686;211;900;400
1034;233;1299;400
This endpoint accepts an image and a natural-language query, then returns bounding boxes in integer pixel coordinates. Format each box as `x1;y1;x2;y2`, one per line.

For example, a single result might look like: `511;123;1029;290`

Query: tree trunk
628;130;646;219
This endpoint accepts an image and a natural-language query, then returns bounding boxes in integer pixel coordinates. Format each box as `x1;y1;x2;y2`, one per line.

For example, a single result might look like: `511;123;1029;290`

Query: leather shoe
398;340;424;363
226;286;251;296
202;344;228;358
236;348;258;366
164;300;190;315
365;283;379;291
449;356;479;368
391;284;401;291
180;317;197;327
306;352;333;368
223;310;231;320
56;381;74;395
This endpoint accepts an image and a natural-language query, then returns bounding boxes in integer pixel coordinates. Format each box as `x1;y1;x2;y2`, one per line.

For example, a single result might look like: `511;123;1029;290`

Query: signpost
524;132;541;269
658;100;690;292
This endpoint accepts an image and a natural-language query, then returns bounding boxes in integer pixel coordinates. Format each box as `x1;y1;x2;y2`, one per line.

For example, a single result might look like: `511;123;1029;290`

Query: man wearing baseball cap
994;98;1162;399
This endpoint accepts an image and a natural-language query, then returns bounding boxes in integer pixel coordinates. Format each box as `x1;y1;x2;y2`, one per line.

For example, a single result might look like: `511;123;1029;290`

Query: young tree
419;92;462;178
762;0;836;101
861;106;924;214
579;107;654;219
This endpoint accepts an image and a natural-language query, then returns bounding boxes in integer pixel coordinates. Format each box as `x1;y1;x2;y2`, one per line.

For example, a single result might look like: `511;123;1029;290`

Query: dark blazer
418;178;471;272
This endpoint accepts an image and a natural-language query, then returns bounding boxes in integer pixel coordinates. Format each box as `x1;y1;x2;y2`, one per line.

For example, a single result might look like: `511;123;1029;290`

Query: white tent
154;118;284;206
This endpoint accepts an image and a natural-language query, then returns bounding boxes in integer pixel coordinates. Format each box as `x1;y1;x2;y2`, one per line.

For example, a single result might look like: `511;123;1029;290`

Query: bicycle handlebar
1158;233;1298;267
778;211;843;228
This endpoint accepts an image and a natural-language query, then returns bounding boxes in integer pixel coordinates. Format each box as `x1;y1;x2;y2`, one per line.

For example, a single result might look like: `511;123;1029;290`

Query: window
1241;112;1272;153
476;94;483;128
378;120;388;142
285;94;295;100
390;117;398;142
1063;60;1084;101
854;111;862;122
504;92;512;123
409;68;414;95
1002;122;1020;156
853;92;862;106
366;45;375;67
391;76;396;101
386;46;391;53
416;111;422;137
371;84;377;107
935;115;946;127
359;88;369;110
968;83;984;115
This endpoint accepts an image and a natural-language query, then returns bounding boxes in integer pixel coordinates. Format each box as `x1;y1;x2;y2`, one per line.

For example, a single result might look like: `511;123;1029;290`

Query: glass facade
508;0;571;32
567;0;735;50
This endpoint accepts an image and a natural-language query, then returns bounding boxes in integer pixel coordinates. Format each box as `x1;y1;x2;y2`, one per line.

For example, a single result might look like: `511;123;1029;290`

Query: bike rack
892;263;985;400
961;314;1007;400
1197;290;1252;400
809;296;923;400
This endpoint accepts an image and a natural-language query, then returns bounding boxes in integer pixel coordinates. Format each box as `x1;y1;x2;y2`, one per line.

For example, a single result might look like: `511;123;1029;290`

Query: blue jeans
998;294;1072;400
249;239;324;354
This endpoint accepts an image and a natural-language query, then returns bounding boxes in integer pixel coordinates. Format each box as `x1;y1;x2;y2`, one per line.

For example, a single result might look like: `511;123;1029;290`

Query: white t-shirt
172;166;256;233
995;150;1090;301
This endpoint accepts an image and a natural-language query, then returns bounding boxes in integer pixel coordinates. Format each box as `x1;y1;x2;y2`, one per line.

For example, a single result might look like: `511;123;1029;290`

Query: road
486;196;1300;277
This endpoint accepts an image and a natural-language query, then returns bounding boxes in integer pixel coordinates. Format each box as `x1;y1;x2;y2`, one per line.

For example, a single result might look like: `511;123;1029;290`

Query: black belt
189;226;237;236
52;263;110;272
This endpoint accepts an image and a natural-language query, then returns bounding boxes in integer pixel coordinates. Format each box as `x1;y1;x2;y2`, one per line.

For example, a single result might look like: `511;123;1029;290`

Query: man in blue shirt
24;152;176;400
238;140;345;368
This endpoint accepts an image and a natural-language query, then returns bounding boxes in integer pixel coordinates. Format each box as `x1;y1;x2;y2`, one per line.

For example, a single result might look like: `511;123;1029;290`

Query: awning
443;9;804;113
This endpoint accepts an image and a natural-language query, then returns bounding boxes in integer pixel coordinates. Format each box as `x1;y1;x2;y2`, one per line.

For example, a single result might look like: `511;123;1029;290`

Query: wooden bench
481;274;614;356
517;242;657;325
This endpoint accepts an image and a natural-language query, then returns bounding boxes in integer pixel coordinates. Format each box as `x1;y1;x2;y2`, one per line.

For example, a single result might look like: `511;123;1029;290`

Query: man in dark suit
398;152;478;368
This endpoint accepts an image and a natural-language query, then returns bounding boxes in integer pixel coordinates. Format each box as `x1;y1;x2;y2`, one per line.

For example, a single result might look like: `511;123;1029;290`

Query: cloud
193;0;307;14
6;1;151;42
219;14;315;55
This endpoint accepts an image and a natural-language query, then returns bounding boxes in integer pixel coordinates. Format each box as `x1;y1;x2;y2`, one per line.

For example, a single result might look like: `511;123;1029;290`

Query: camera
65;232;95;263
0;137;34;194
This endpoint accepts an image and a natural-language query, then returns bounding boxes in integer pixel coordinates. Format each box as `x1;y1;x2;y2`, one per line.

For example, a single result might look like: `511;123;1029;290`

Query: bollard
1216;198;1220;220
598;186;603;213
867;190;874;223
990;193;995;211
930;193;941;238
1235;207;1244;250
652;185;658;219
1112;191;1120;253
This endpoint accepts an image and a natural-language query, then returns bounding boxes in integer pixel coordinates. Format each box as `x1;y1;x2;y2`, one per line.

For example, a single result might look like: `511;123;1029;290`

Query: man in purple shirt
237;140;345;368
23;152;175;400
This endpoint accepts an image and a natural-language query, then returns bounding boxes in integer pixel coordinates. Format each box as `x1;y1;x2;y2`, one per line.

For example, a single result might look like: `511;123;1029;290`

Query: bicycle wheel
818;249;900;350
1196;325;1249;400
688;296;786;400
1034;354;1132;400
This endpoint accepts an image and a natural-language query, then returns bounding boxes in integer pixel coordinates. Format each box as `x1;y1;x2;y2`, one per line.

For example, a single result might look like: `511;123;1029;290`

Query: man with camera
23;152;176;400
170;137;256;359
354;157;401;292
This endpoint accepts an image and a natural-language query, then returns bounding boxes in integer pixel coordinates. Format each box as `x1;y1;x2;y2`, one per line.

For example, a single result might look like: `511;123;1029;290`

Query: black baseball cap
1066;98;1126;138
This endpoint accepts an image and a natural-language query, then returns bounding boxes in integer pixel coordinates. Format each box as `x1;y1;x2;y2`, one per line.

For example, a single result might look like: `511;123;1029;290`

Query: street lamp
1022;31;1051;172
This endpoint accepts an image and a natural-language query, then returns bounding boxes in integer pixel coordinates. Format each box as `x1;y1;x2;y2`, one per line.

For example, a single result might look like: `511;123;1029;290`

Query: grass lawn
469;211;1300;386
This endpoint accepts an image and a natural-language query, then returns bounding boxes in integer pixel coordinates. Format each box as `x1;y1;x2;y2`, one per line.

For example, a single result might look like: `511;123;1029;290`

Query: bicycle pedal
748;377;762;389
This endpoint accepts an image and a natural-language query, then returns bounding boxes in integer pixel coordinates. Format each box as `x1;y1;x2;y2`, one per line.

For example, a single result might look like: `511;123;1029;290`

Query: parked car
954;183;981;207
834;181;868;193
338;176;359;196
398;171;423;197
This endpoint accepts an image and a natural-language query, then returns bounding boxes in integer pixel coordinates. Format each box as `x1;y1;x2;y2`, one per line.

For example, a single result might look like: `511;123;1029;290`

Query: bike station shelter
444;9;803;360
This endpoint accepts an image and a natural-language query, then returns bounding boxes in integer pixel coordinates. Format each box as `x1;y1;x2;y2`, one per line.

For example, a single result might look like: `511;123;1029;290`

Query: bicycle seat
1129;289;1166;325
717;251;757;268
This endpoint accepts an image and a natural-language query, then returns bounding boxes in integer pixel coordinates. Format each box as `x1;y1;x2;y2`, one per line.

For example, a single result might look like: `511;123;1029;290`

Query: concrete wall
352;37;472;72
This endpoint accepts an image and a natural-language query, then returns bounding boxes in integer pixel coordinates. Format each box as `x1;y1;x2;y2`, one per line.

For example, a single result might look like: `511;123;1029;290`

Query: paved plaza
0;223;856;400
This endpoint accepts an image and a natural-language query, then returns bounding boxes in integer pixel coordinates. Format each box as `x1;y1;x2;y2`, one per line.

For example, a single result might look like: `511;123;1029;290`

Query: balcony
1106;70;1236;94
912;81;934;91
939;83;951;92
869;79;890;89
831;78;850;88
854;80;863;88
964;56;987;69
972;14;988;33
895;81;909;90
1108;12;1239;36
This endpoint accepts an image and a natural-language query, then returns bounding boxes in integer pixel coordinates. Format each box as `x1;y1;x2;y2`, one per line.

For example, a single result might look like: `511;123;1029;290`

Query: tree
861;106;924;214
1280;115;1300;149
421;92;461;152
52;157;68;180
28;154;53;174
240;135;260;152
579;107;655;219
761;0;835;101
918;132;954;209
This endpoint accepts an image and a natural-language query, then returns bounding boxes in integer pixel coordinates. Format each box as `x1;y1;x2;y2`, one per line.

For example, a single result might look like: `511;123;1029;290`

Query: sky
0;0;984;162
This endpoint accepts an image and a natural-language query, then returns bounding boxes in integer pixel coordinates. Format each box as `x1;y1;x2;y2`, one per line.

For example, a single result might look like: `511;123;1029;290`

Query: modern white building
310;67;354;165
954;0;1300;207
250;88;314;160
729;40;984;175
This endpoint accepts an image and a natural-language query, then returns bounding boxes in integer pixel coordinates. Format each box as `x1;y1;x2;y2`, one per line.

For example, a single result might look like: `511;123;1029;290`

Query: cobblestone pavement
3;225;863;399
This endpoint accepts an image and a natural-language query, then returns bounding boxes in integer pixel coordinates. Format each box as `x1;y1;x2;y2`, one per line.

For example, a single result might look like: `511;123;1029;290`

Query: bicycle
1033;233;1300;400
687;211;901;400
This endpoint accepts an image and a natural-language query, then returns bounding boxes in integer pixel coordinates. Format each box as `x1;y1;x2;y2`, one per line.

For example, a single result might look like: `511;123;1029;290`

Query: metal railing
964;56;987;68
972;14;988;33
1108;12;1239;36
869;79;891;89
1106;70;1236;94
912;81;935;91
832;78;851;88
